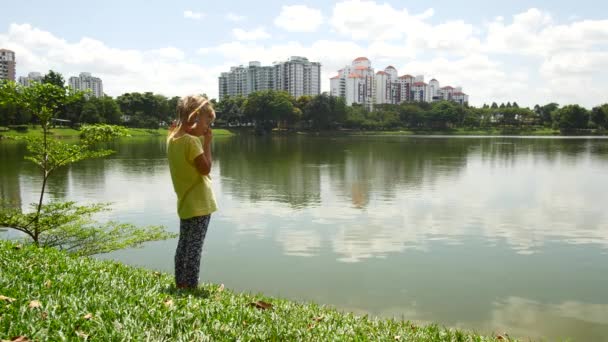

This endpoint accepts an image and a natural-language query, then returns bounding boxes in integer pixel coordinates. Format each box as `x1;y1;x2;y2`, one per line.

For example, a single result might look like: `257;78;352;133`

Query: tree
100;95;122;125
491;102;498;109
244;90;295;133
0;82;175;255
42;70;65;89
512;102;519;108
0;81;30;125
80;98;103;124
535;103;559;126
304;94;332;129
552;104;590;130
590;104;608;130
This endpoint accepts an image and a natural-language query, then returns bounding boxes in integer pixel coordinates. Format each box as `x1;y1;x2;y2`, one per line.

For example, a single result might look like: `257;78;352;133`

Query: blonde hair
168;94;215;140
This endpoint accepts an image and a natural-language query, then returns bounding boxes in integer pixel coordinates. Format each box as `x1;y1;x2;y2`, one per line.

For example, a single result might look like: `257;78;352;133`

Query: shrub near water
0;241;509;341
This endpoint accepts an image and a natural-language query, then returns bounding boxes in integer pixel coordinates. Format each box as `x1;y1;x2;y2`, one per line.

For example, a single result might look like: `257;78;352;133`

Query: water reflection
2;135;608;341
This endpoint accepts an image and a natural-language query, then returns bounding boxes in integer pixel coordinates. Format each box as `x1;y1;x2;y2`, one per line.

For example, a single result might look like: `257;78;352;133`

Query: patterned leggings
174;215;211;287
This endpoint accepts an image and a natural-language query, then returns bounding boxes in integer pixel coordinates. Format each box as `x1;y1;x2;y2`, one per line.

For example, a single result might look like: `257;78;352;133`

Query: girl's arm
194;129;212;175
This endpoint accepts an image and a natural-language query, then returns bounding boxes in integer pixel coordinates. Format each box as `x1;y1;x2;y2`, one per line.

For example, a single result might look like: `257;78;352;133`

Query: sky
1;0;608;107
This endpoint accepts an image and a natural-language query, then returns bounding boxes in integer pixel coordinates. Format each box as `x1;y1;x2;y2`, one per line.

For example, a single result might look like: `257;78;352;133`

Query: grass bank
0;127;234;139
327;128;564;136
0;241;509;341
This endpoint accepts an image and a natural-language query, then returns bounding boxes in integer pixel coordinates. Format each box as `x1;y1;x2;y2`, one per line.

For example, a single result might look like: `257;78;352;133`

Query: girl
167;94;217;289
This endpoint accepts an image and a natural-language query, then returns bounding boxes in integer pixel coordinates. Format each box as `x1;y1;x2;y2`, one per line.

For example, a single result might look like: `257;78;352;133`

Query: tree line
2;70;607;133
218;91;608;133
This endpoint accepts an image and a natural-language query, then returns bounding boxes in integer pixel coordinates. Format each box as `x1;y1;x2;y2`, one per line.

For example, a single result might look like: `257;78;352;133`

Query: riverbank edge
0;127;234;140
0;240;509;341
289;128;608;137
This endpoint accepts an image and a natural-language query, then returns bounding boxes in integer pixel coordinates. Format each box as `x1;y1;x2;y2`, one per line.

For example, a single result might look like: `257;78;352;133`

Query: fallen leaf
44;280;52;288
249;300;272;310
496;336;505;340
218;284;224;292
0;295;16;303
83;313;93;320
307;323;315;329
394;336;401;341
8;336;30;342
28;300;41;309
153;271;161;277
12;244;22;250
312;316;324;322
41;312;48;320
75;330;89;339
163;299;174;307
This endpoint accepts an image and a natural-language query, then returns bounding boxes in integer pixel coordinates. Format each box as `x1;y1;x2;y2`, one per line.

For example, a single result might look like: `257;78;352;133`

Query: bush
8;124;29;132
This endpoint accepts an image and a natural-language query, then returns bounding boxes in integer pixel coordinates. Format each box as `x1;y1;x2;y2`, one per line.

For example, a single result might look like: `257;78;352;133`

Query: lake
2;134;608;341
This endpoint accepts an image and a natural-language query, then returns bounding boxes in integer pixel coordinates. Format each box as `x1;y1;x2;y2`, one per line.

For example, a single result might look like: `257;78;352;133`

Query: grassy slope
0;241;508;341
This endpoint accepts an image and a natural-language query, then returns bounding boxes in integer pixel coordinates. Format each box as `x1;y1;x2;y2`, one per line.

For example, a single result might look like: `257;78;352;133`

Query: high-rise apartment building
68;72;103;98
0;49;16;81
218;56;321;100
18;72;43;87
330;57;469;107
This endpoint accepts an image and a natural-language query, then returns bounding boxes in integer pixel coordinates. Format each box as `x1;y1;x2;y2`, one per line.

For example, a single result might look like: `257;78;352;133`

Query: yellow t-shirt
167;134;218;219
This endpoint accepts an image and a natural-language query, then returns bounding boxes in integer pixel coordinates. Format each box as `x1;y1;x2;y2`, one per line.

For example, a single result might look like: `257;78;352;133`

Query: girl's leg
184;215;211;287
174;218;193;287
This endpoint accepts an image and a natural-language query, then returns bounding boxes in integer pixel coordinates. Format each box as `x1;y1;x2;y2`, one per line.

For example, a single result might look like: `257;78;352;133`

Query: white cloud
274;5;323;32
330;0;434;42
183;10;204;20
484;8;608;56
232;27;271;41
226;12;246;22
0;23;223;98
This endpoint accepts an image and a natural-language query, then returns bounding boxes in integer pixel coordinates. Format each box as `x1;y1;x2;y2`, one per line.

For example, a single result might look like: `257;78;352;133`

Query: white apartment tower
330;57;376;110
68;72;103;98
218;56;321;100
0;49;16;81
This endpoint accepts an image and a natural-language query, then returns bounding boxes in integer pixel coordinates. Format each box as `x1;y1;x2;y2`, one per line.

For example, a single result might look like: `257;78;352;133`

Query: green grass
0;241;510;341
0;127;234;139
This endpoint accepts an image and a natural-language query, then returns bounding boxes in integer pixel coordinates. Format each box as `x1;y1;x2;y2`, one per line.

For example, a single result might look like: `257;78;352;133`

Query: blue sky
2;0;608;107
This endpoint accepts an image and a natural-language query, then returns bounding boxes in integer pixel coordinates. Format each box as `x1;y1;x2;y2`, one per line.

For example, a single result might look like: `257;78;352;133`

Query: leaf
153;271;161;277
12;244;22;250
44;280;52;288
218;284;224;292
312;316;324;322
7;336;30;342
75;330;89;339
83;313;93;320
0;295;16;303
163;299;174;307
394;336;401;341
249;300;272;310
28;300;41;309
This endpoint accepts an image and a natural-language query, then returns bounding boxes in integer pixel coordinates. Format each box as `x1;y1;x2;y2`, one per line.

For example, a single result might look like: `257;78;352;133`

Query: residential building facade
18;72;43;87
68;72;103;98
0;49;16;81
218;56;321;100
330;57;469;108
330;57;376;110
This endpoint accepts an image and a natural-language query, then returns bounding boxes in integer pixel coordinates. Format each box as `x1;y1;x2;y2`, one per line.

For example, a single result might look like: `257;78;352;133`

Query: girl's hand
203;127;213;144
